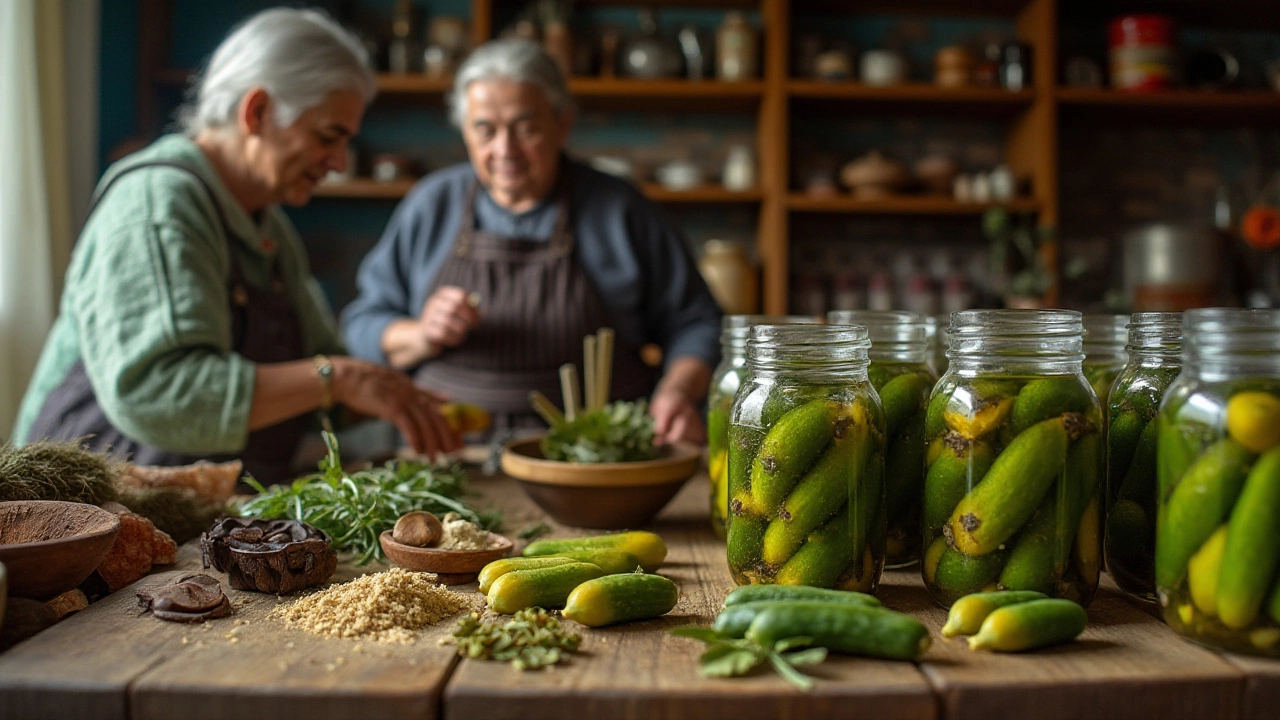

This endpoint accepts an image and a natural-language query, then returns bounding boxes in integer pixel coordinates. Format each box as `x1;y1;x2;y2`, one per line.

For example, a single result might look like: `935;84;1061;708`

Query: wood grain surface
2;468;1278;720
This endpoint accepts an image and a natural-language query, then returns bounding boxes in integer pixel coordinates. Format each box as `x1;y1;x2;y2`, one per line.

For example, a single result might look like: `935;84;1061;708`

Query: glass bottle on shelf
388;0;417;74
716;12;758;82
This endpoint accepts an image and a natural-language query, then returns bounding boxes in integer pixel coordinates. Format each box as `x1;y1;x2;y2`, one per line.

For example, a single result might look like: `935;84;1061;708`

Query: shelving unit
131;0;1280;313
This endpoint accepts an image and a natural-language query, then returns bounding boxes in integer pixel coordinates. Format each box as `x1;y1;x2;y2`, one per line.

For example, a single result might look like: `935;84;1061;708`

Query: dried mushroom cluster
201;518;336;594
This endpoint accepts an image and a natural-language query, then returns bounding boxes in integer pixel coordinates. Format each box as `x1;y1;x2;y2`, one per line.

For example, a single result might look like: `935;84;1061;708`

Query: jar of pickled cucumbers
1105;312;1182;601
922;310;1103;607
1083;314;1129;405
828;310;935;568
930;315;950;377
708;315;819;537
1156;308;1280;656
727;324;887;590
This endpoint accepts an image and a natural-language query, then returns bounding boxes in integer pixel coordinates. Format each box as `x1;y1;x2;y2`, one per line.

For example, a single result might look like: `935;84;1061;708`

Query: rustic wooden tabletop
1;471;1276;720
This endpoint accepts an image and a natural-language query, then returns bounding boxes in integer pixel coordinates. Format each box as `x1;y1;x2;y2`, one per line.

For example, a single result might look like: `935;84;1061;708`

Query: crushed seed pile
274;568;475;643
438;511;499;550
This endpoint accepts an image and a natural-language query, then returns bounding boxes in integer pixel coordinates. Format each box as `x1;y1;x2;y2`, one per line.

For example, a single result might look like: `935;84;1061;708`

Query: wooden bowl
0;501;121;601
500;438;700;529
378;531;513;585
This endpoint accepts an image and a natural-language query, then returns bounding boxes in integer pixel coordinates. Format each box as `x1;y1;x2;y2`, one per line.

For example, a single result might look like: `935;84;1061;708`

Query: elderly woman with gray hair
15;8;462;482
341;39;722;443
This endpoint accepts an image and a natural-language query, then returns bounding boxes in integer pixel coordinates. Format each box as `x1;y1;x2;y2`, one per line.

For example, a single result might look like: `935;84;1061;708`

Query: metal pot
1123;223;1219;311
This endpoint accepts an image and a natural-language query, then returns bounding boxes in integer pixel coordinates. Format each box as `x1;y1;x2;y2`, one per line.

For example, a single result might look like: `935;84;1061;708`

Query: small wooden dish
378;531;513;585
501;438;700;529
0;500;121;601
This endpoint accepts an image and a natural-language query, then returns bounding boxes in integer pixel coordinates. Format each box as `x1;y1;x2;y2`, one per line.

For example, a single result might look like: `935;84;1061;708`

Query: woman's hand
650;385;706;445
419;285;481;353
331;357;463;459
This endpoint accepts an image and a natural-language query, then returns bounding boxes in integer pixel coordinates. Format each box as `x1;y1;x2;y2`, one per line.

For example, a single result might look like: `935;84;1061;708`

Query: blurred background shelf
312;178;764;204
787;195;1041;214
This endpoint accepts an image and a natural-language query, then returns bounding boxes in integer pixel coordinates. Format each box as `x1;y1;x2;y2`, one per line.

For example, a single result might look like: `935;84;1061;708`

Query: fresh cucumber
477;556;578;594
542;547;645;575
562;573;679;627
941;590;1048;637
486;562;605;614
722;583;880;609
967;598;1087;652
743;602;932;660
524;531;667;572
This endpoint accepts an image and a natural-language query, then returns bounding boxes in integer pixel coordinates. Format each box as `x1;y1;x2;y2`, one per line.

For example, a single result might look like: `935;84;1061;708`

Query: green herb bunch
670;627;828;691
238;432;499;564
541;400;658;463
445;608;582;670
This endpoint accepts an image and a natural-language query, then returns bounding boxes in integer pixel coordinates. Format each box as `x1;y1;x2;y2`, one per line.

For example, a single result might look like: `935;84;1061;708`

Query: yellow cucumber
762;426;874;567
1217;446;1280;629
836;544;880;593
750;399;849;512
941;590;1047;637
562;573;678;627
524;531;667;572
946;415;1076;556
944;396;1014;441
478;556;578;594
1074;498;1101;590
1187;524;1229;618
967;598;1088;652
1226;391;1280;453
1154;438;1254;589
487;562;606;614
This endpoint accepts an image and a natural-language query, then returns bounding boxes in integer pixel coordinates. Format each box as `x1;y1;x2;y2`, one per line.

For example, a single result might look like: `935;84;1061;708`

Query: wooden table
1;471;1277;720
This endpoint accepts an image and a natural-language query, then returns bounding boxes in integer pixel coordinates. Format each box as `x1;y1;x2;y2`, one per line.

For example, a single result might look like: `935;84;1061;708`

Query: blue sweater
340;158;722;372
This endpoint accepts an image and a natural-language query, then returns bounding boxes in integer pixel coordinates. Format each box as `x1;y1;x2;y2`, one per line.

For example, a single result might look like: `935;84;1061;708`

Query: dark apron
25;161;308;484
414;172;658;431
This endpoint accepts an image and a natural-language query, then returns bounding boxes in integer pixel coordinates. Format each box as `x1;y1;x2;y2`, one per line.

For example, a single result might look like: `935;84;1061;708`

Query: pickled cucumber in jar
1104;312;1181;601
830;311;935;568
727;324;887;591
1083;314;1128;406
708;315;818;538
1155;308;1280;657
922;310;1103;608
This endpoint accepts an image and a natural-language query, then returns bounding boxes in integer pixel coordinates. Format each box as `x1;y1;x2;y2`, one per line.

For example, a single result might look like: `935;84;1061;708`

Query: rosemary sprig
238;432;500;564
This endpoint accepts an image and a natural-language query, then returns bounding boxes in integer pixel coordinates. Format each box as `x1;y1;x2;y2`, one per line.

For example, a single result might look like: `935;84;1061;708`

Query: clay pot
915;155;960;195
841;151;909;199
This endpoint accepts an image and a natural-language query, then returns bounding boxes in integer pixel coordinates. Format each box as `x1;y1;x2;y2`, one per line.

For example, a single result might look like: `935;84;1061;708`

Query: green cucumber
1115;419;1158;506
1156;413;1199;504
487;562;606;614
1010;377;1093;434
1217;447;1280;629
998;498;1060;595
1104;499;1154;594
544;547;645;575
884;411;926;527
923;435;995;535
934;544;1008;603
773;509;859;587
1154;438;1254;589
524;531;667;572
967;598;1088;652
879;370;932;438
947;415;1074;556
762;428;874;567
722;583;880;609
562;573;679;627
728;424;765;515
750;399;849;512
478;556;578;594
1106;410;1146;503
744;602;932;660
727;513;768;580
941;590;1048;637
1187;524;1228;618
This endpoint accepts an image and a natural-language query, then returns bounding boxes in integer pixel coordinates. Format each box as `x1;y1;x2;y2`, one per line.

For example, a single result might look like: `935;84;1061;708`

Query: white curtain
0;0;86;440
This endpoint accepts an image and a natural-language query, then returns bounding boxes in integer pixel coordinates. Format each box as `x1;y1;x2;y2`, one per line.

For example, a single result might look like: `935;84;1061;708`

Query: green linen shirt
13;134;344;452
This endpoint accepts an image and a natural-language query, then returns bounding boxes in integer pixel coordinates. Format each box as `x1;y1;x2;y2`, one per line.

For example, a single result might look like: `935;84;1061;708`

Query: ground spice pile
438;512;500;550
275;568;474;643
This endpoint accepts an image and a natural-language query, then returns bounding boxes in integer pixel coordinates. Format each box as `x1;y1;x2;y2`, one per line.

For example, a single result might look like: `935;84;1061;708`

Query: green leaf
772;636;815;653
669;626;726;643
767;652;817;692
700;647;763;678
779;647;827;667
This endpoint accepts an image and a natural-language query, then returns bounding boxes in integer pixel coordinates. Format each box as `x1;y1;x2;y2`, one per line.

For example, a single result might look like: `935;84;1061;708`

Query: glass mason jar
1156;308;1280;657
929;315;951;377
708;314;819;538
1105;312;1182;601
1083;314;1129;405
829;310;936;568
922;310;1103;607
726;324;887;590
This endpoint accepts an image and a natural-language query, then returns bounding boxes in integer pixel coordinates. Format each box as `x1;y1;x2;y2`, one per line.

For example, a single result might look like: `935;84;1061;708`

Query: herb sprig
670;627;828;691
444;608;582;670
541;400;658;463
238;432;500;564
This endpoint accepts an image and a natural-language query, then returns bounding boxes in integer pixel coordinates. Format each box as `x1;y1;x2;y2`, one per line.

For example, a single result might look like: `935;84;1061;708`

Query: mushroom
392;511;443;548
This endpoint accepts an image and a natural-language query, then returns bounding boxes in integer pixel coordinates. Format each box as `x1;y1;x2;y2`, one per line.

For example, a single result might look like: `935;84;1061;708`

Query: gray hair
178;8;376;134
448;39;574;127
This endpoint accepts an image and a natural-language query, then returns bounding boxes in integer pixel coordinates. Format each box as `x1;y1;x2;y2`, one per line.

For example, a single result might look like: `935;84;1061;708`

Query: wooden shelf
787;194;1041;215
570;77;764;98
788;81;1034;113
375;75;454;94
312;178;763;204
1056;88;1280;122
311;178;417;199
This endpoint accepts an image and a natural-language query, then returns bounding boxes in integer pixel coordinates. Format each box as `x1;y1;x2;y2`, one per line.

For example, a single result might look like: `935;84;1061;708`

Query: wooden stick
559;363;580;422
596;327;614;408
584;334;597;411
528;390;565;427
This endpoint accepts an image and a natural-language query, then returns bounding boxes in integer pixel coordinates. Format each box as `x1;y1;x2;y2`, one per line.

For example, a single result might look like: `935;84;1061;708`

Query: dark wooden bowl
378;531;513;585
500;438;700;529
0;501;121;601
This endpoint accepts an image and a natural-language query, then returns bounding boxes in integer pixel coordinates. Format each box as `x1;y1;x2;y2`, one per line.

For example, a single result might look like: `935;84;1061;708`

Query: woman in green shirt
15;8;460;482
